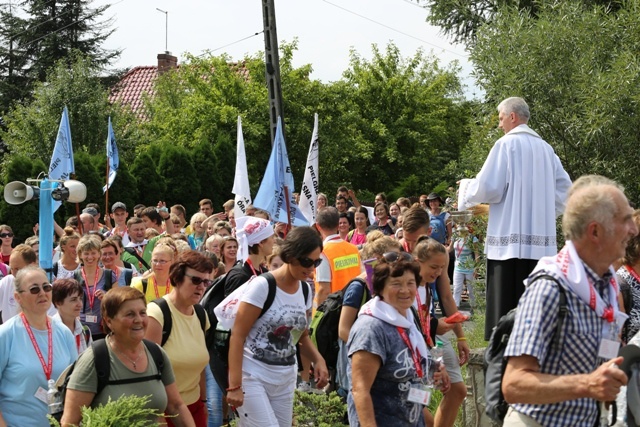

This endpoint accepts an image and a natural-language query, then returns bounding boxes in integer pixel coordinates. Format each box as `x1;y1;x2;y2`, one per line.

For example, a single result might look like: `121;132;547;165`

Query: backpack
484;274;567;422
201;272;309;393
428;211;448;244
50;338;164;422
152;297;207;346
309;278;370;370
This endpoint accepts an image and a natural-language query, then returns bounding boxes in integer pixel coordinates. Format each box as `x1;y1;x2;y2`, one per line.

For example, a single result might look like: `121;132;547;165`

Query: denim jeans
205;364;223;427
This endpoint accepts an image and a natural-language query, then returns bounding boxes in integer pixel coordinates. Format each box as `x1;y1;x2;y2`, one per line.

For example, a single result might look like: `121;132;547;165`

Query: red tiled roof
109;66;158;119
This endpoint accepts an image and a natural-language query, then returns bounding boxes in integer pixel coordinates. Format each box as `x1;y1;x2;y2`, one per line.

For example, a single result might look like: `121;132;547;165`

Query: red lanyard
21;313;53;380
402;241;411;253
246;259;259;277
586;274;616;323
415;288;434;347
396;326;424;378
152;276;171;299
112;268;120;283
75;334;81;353
81;267;100;311
626;265;640;284
455;239;465;258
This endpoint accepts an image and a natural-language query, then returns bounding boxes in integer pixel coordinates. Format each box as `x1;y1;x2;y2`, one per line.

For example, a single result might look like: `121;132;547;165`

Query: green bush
48;395;165;427
293;390;348;427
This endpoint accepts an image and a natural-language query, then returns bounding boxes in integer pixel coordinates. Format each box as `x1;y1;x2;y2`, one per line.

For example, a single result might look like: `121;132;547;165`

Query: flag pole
284;186;292;238
105;158;110;218
70;172;83;235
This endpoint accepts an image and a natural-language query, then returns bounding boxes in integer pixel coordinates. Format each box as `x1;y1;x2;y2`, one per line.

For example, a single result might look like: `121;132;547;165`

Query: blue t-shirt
347;315;427;426
0;315;77;427
342;279;370;309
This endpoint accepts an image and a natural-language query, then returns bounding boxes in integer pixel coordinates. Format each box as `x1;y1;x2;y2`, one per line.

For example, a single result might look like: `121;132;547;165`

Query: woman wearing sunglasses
146;250;214;426
347;254;446;427
226;226;329;427
0;224;14;265
0;266;77;426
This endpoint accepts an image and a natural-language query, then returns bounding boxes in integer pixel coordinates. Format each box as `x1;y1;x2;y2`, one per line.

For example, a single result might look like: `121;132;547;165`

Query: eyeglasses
381;252;414;263
0;233;13;238
152;259;170;265
185;274;212;287
297;257;323;268
22;283;53;294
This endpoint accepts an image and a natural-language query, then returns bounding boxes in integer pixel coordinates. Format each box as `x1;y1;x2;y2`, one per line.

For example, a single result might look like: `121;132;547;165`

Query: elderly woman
0;225;13;265
76;235;118;340
367;202;396;236
348;255;444;426
220;236;239;272
213;221;233;237
225;226;329;427
187;213;208;251
61;287;195;427
146;251;213;426
0;266;76;426
132;243;176;303
52;278;92;355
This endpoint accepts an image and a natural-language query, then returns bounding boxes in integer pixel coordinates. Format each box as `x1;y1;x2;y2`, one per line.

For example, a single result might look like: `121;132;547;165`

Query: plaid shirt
504;262;613;427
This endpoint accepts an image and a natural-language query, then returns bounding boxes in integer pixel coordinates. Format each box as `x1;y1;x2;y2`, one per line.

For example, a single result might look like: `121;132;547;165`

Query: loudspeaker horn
3;181;39;205
63;180;87;203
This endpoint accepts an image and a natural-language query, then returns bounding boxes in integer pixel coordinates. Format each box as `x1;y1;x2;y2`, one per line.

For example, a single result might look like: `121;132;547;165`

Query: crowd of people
1;96;639;427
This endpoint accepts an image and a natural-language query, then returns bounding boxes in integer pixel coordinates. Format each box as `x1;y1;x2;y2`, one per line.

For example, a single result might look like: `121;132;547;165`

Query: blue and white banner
103;117;119;193
253;117;309;226
48;106;75;212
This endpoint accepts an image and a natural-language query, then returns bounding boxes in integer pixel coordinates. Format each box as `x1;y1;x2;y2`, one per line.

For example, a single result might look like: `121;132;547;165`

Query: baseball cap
82;207;99;216
111;202;127;212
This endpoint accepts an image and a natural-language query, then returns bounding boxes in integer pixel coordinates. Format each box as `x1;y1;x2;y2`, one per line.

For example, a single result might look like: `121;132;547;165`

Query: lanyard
455;239;465;259
625;264;640;284
396;326;424;378
415;288;434;347
152;276;171;299
402;241;411;253
81;267;100;311
76;334;81;353
246;259;259;277
586;274;616;323
21;313;53;380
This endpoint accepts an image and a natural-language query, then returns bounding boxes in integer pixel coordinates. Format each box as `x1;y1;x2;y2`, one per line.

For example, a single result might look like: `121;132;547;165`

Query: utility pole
262;0;285;145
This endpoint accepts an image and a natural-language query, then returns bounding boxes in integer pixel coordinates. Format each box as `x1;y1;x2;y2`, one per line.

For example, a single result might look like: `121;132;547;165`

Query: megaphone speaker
63;180;87;203
3;181;39;205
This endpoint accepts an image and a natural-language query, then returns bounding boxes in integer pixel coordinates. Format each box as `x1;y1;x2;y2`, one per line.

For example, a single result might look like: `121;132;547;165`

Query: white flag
232;116;252;218
299;114;320;224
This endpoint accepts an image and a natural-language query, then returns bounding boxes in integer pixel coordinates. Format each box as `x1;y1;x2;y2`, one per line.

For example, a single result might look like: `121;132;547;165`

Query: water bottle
47;378;62;415
429;340;445;389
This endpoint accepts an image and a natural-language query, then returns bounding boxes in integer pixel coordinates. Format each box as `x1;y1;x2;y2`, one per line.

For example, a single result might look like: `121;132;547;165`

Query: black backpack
201;272;309;393
309;278;370;370
51;338;164;422
484;274;567;422
152;297;207;346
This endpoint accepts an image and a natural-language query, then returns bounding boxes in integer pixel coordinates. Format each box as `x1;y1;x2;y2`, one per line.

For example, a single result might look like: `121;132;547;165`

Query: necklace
109;335;143;370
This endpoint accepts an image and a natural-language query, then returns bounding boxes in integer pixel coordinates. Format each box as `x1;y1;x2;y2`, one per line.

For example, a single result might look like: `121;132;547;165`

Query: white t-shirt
240;276;312;385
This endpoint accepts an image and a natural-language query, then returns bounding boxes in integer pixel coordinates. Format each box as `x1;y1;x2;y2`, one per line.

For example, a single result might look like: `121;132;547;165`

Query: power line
204;31;264;55
321;0;467;59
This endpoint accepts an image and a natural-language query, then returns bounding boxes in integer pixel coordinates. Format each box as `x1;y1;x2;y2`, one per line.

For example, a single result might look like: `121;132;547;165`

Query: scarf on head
359;296;429;365
235;217;274;263
530;240;628;335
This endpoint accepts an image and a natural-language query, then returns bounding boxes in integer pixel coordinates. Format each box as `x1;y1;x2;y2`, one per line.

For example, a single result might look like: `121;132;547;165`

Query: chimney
157;52;178;74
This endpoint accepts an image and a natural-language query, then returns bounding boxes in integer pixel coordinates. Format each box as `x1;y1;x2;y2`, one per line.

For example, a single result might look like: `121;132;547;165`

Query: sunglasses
22;283;53;294
185;274;212;287
381;251;414;263
0;233;13;238
297;257;323;268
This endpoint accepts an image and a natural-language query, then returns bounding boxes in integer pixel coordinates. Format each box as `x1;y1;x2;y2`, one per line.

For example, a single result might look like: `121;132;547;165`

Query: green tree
130;151;166;208
467;0;640;203
0;0;119;109
2;54;138;167
156;145;200;213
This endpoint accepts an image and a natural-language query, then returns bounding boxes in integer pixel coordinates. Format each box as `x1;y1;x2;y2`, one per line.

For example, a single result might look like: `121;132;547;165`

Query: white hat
235;216;274;262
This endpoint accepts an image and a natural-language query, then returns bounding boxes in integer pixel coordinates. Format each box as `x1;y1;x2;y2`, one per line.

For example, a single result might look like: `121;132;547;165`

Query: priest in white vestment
457;97;572;339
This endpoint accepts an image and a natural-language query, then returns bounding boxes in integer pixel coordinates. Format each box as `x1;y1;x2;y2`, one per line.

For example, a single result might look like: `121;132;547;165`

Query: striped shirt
504;263;613;427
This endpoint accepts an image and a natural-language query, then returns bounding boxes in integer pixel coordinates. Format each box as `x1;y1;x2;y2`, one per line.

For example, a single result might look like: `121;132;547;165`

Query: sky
96;0;478;96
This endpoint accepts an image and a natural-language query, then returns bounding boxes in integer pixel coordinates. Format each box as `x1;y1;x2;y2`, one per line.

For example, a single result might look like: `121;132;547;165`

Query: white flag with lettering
232;116;252;218
299;114;319;224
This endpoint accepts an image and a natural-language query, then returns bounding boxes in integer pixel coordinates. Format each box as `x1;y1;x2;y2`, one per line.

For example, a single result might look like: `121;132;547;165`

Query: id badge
85;314;98;323
407;384;432;406
35;386;48;404
598;338;620;360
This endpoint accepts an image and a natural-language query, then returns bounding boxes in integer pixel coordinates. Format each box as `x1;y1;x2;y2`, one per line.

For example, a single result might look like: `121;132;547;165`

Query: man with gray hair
501;175;636;426
458;97;572;339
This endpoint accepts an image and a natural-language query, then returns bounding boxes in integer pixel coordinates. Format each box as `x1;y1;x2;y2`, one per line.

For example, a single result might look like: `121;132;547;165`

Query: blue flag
48;106;75;212
253;117;309;226
103;117;119;193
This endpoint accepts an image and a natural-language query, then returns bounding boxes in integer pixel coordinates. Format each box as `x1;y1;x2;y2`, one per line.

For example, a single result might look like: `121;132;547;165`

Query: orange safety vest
321;240;361;294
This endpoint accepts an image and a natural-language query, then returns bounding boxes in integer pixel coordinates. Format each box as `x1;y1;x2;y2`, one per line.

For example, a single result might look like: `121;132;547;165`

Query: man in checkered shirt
501;175;638;426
